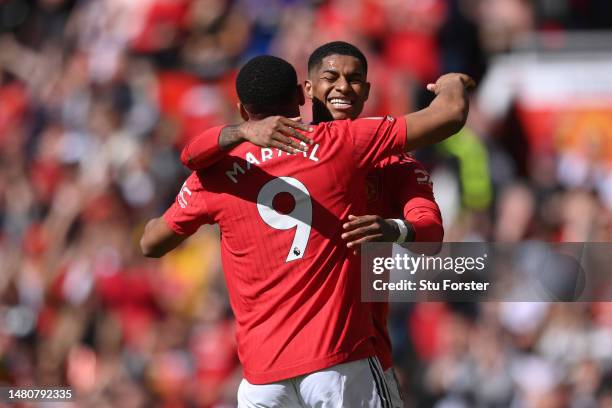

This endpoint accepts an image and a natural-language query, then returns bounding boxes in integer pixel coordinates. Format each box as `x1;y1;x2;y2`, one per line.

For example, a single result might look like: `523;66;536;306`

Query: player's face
305;55;370;121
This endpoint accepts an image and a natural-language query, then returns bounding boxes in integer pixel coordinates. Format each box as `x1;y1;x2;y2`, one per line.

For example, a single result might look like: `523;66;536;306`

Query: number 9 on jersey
257;177;312;262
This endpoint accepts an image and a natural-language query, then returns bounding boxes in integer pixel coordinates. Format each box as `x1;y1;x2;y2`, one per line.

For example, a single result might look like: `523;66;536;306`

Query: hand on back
239;116;314;154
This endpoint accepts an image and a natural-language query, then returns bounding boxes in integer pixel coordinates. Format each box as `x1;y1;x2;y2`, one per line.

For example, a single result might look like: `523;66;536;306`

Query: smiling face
305;54;370;123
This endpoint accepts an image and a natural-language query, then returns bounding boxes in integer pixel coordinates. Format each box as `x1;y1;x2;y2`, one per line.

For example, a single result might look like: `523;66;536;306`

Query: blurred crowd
1;0;612;406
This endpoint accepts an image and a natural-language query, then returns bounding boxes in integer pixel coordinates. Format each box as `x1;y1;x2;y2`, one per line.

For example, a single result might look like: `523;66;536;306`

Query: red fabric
368;153;443;241
95;268;161;346
365;153;443;369
407;205;444;242
157;71;199;118
36;305;58;338
315;1;386;39
179;116;407;173
130;0;189;53
381;0;446;83
180;126;225;170
163;117;406;383
0;82;28;145
348;116;407;170
30;159;62;204
383;32;440;83
396;157;443;242
191;320;238;397
409;303;449;361
22;223;48;257
156;71;225;148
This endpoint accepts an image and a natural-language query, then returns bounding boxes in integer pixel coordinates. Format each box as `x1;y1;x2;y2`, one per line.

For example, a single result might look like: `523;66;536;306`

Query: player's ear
363;81;371;101
297;84;305;106
238;103;249;121
304;80;313;100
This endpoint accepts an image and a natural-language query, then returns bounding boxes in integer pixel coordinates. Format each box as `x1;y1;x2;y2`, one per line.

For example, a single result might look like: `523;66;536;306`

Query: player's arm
341;210;442;249
403;73;475;150
396;159;444;244
397;162;444;254
140;174;213;257
181;117;314;171
341;214;413;248
347;73;475;171
140;217;187;258
342;158;443;250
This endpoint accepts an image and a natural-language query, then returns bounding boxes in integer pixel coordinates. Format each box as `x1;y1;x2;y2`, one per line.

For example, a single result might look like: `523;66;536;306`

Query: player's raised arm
181;117;314;171
345;74;474;171
403;73;475;151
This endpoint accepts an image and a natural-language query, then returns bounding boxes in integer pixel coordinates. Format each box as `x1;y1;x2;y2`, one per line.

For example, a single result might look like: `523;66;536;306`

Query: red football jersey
365;154;443;370
163;116;407;384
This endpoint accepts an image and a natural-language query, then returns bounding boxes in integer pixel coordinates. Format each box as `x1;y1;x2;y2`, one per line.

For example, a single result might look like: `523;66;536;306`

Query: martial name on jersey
225;143;321;184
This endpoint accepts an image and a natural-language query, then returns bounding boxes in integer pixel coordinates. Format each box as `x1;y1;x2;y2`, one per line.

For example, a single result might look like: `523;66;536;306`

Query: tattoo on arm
218;125;245;151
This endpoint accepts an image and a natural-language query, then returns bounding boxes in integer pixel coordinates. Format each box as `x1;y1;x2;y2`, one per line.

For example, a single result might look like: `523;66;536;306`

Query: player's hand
426;73;476;95
238;116;314;154
341;215;400;252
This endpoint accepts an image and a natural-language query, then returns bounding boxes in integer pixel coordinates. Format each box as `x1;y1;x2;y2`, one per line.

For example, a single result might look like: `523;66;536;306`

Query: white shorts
238;357;404;407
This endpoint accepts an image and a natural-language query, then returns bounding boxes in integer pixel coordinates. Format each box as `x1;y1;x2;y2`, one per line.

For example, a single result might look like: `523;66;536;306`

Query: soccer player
182;42;451;406
304;42;443;246
141;56;472;406
305;41;445;405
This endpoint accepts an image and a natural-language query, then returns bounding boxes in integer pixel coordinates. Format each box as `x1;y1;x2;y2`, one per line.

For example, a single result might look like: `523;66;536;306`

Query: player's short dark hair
236;55;298;114
308;41;368;74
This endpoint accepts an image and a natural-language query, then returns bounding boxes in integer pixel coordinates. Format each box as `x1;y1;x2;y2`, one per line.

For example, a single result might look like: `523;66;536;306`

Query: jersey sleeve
162;173;214;236
383;155;444;242
348;116;407;170
180;125;225;170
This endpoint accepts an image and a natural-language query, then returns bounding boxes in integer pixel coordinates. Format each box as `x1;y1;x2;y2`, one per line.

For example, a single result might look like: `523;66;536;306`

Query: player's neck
249;108;300;121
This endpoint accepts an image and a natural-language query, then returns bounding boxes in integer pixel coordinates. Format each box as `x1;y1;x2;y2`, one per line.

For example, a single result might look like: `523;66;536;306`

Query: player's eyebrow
321;69;339;75
347;72;364;79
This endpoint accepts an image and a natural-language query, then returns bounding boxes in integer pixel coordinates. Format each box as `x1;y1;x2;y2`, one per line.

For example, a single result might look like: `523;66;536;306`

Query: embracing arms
180;73;474;171
181;118;314;170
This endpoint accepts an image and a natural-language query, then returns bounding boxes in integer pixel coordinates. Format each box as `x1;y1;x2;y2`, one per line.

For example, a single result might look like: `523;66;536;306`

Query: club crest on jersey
414;168;432;187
